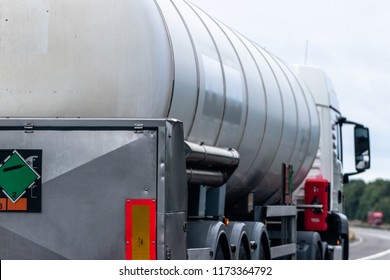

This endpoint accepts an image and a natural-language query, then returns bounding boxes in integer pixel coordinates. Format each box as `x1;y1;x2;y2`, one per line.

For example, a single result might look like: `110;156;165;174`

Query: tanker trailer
0;0;370;260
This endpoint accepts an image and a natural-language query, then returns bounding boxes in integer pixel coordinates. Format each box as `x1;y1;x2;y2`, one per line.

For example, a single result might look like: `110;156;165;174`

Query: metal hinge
24;123;34;133
165;248;171;260
134;123;144;133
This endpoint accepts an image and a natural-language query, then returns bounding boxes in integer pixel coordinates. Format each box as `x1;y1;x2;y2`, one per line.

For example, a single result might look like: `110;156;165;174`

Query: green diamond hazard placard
0;150;42;212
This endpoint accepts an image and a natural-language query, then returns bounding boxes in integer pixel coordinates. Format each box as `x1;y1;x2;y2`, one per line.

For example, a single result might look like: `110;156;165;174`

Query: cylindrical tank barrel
185;141;240;168
186;169;227;187
0;0;320;206
185;141;239;187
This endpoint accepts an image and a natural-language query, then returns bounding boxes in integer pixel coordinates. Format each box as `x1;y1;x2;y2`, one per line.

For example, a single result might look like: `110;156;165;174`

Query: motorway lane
349;226;390;260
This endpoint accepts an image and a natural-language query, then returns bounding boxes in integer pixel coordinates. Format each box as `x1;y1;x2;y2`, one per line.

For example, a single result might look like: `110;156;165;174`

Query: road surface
349;226;390;260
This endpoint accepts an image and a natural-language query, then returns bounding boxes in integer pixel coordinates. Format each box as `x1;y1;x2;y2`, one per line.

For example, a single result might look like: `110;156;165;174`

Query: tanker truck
0;0;370;260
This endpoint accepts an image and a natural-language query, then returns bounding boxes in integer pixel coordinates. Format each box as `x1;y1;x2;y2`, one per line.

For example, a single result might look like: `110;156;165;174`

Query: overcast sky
190;0;389;182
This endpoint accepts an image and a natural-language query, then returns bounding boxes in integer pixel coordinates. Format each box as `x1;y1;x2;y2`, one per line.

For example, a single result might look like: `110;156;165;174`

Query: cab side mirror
354;126;370;171
338;117;371;184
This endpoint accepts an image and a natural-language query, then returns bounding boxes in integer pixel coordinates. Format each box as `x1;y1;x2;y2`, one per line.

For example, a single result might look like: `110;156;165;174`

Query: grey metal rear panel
0;118;187;259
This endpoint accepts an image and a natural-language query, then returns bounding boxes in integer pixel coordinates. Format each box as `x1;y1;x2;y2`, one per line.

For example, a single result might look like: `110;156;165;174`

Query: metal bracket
24;123;34;133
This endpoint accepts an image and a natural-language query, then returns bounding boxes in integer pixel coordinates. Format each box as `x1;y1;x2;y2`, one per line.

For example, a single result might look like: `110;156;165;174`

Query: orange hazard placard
125;199;156;260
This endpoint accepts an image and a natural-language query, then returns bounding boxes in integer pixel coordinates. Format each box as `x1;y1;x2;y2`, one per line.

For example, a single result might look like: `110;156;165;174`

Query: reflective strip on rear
125;199;156;260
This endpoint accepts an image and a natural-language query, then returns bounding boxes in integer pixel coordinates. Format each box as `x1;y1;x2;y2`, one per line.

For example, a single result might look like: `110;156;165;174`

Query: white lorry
0;0;370;260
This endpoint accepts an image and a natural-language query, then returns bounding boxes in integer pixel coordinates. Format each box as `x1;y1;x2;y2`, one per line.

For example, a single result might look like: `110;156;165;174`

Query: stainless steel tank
0;0;320;206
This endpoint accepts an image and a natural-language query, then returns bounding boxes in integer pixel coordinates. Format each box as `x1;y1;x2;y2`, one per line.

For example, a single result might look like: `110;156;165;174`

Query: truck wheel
214;235;231;260
341;234;349;260
238;239;251;260
259;244;266;260
314;242;322;260
215;242;225;260
296;231;323;260
259;235;271;260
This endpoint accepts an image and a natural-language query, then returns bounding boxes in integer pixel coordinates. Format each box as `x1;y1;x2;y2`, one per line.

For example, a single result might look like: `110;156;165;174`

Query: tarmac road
349;226;390;260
